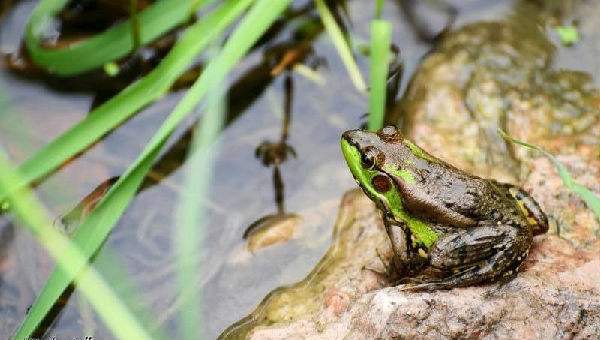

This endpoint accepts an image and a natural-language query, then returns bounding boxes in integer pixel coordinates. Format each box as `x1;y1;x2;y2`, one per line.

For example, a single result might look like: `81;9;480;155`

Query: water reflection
244;73;301;252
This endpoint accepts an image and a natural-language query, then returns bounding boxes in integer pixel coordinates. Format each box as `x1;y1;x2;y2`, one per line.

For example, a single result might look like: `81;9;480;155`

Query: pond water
0;0;531;338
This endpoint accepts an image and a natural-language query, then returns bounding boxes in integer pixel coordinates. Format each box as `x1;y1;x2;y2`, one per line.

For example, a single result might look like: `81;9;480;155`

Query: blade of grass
25;0;202;75
0;153;153;340
375;0;384;19
129;0;141;51
367;19;391;131
13;140;164;339
499;129;600;220
175;79;224;340
315;0;366;92
14;0;291;337
0;0;252;202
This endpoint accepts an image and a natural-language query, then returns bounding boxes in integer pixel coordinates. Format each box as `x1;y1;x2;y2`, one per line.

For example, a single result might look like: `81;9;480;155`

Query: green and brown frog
341;126;548;291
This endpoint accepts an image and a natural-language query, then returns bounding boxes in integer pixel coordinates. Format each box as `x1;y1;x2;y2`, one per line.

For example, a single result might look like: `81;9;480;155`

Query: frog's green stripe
403;139;438;163
26;0;206;75
383;164;416;184
340;139;438;248
384;187;438;248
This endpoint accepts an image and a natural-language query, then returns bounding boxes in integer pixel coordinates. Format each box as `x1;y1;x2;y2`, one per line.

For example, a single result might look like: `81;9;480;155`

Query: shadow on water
243;72;301;247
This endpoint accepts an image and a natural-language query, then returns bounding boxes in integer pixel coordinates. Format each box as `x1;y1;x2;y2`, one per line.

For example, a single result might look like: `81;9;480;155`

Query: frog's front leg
400;222;532;291
384;216;427;278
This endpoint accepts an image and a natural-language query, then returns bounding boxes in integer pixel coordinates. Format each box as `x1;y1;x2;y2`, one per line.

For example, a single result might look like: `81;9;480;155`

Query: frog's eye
361;147;381;170
372;174;391;193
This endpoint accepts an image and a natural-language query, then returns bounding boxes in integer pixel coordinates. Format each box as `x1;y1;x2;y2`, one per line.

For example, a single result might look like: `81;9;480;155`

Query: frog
340;126;548;291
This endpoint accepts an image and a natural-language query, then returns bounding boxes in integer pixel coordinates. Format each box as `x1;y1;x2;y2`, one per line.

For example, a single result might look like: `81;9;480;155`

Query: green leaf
315;0;366;92
0;0;252;202
14;0;291;337
367;19;392;131
0;153;153;340
555;25;580;46
175;79;224;340
499;129;600;220
25;0;199;75
13;140;163;339
375;0;384;19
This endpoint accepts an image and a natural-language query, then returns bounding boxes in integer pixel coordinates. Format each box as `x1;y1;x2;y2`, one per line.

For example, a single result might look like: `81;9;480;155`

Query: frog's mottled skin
341;126;548;291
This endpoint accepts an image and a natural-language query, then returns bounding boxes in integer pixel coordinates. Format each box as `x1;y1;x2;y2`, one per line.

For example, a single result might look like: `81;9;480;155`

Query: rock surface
222;190;600;339
221;1;600;338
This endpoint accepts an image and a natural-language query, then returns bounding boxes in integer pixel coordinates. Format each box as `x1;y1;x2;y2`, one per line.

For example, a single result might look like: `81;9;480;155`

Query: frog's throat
340;139;438;249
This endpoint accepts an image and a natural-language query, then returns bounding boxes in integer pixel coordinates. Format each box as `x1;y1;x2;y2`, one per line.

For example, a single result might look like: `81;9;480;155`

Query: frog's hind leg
399;223;532;291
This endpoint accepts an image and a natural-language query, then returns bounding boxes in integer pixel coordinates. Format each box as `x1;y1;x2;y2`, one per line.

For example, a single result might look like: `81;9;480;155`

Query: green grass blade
0;154;153;340
315;0;366;92
26;0;197;75
175;80;224;340
0;0;252;201
14;0;290;336
367;19;391;131
13;142;163;339
499;129;600;220
375;0;384;19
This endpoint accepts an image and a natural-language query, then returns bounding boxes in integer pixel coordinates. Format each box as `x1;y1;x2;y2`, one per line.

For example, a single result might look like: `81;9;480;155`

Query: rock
221;190;600;339
245;213;303;253
397;2;600;180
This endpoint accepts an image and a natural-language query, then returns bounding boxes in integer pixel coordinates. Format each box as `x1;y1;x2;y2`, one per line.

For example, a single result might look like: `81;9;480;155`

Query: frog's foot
397;224;531;291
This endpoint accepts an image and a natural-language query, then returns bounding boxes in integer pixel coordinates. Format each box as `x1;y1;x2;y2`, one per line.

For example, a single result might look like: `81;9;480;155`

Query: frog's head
341;126;449;248
340;126;425;218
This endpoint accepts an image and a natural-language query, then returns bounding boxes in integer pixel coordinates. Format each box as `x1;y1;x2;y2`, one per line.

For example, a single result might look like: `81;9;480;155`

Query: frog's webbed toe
401;223;532;291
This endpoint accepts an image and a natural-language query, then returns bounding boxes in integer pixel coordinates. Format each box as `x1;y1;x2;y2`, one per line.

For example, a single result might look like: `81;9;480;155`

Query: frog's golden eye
362;147;382;170
372;174;391;193
361;154;374;169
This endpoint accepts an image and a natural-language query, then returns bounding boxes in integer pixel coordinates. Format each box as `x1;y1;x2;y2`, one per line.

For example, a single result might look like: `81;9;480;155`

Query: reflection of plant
1;0;395;338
